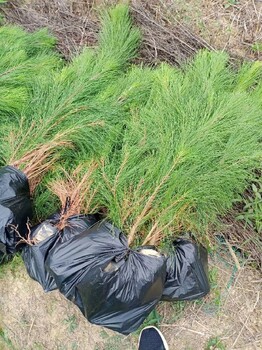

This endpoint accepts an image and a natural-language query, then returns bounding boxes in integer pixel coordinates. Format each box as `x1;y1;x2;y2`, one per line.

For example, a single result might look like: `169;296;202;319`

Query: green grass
0;254;23;279
205;336;226;350
0;328;16;350
63;315;79;333
237;178;262;234
251;42;262;53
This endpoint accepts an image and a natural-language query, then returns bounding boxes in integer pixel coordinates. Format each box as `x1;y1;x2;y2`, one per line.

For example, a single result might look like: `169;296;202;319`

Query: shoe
138;326;169;350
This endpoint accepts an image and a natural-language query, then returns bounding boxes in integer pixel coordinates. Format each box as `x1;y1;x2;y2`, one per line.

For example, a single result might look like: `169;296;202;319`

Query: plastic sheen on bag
161;239;210;301
22;214;98;292
46;221;167;335
0;166;32;261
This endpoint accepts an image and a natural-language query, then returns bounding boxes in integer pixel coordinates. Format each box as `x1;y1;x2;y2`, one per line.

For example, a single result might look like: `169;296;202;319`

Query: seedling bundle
0;4;261;334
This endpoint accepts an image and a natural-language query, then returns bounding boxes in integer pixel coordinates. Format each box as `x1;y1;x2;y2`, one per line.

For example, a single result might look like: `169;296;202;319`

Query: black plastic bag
0;166;32;260
22;214;98;292
161;239;210;301
46;221;167;335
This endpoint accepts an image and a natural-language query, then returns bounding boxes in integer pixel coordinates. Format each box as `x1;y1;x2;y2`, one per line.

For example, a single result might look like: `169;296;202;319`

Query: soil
0;247;261;350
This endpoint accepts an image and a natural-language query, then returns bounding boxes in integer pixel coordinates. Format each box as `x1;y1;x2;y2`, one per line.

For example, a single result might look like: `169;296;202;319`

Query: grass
167;301;187;323
205;336;226;350
208;267;221;309
0;254;23;279
237;178;262;234
63;315;78;333
252;42;262;53
95;334;136;350
0;327;16;350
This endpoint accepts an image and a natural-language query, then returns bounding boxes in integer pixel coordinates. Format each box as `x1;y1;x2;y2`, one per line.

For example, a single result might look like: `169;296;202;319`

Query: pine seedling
48;162;100;228
98;51;262;246
33;64;155;220
0;26;61;123
0;5;142;191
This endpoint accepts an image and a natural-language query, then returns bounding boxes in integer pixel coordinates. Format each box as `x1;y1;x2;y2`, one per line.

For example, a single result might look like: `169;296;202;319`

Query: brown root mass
49;163;98;230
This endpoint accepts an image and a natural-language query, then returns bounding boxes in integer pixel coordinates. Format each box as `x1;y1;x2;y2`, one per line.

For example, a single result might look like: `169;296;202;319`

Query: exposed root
10;221;35;247
49;162;99;230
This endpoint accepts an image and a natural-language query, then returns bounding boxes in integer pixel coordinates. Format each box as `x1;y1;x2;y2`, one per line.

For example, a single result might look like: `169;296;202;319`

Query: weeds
224;0;239;9
237;180;262;234
63;315;78;333
0;254;23;279
252;42;262;53
206;336;226;350
0;328;16;350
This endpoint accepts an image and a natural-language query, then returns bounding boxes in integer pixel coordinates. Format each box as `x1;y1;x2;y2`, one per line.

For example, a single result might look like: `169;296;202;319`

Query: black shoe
138;326;169;350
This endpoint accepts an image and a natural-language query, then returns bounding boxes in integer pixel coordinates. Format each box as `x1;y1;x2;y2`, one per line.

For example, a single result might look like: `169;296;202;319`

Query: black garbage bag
161;239;210;301
0;165;32;261
22;214;98;292
46;221;167;334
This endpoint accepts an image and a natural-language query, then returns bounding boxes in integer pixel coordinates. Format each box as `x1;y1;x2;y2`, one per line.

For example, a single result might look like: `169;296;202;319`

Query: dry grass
158;251;262;349
220;212;262;269
2;0;261;64
1;0;99;59
158;0;262;61
131;0;214;65
1;0;211;64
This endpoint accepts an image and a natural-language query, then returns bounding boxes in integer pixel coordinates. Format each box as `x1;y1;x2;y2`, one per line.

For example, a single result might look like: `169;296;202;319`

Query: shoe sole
138;325;169;350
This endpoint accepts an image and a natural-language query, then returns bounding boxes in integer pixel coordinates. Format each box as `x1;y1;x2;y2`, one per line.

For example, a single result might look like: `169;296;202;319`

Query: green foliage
96;330;136;350
134;309;162;335
98;4;140;69
224;0;238;9
0;4;261;250
98;51;262;245
206;336;226;350
167;301;187;323
63;315;78;333
0;328;16;350
0;5;142;190
251;42;262;53
32;179;61;222
0;254;23;281
0;25;61;167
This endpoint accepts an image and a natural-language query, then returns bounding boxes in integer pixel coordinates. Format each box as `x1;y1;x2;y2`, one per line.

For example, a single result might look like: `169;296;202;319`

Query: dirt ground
2;0;262;64
157;0;262;61
0;245;261;350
